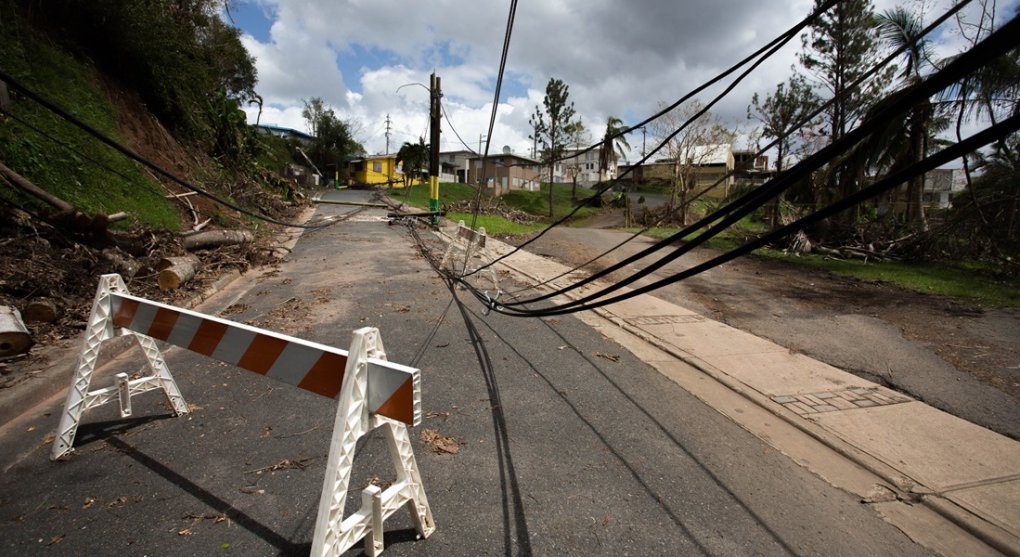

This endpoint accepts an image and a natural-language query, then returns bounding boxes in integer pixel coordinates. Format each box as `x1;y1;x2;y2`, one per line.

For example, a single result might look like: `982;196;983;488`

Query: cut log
101;248;140;279
182;229;254;251
157;254;201;290
0;306;33;358
23;298;60;323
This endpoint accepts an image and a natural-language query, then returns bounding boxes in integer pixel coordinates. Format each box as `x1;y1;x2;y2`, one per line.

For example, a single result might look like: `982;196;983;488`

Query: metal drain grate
772;388;912;415
626;315;705;326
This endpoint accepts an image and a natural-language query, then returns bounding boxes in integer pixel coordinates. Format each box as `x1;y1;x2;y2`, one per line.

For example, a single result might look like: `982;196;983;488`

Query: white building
540;147;617;185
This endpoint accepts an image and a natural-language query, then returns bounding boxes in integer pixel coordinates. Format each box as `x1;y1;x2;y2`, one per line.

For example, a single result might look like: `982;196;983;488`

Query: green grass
625;210;765;253
502;183;603;221
444;212;546;235
389;181;481;208
629;223;1019;307
757;252;1020;307
0;5;179;230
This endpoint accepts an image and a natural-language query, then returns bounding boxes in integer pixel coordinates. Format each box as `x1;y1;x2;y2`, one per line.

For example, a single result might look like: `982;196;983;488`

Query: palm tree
877;6;936;229
598;116;631;181
396;137;428;192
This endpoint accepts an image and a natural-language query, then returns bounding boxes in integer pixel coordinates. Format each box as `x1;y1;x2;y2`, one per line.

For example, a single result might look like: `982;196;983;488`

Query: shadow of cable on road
451;287;534;557
103;436;310;556
469;300;802;556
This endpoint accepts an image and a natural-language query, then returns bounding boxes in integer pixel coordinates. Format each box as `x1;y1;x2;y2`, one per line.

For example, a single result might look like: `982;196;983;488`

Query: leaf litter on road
420;429;460;454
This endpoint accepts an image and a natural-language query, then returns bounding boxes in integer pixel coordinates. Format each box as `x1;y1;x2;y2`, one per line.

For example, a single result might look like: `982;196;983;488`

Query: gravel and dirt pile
0;205;296;389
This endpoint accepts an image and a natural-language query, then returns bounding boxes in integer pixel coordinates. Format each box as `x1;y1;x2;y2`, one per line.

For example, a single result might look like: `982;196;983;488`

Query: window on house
373;162;382;173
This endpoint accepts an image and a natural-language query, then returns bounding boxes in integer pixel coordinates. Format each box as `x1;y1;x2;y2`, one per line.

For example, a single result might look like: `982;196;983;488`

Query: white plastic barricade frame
52;274;434;555
312;327;435;556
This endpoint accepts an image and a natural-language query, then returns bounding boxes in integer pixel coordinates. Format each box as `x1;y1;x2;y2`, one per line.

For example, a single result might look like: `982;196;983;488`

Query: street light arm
396;82;430;95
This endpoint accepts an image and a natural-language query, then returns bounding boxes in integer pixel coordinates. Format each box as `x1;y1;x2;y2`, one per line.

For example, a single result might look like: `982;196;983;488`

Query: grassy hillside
0;2;181;229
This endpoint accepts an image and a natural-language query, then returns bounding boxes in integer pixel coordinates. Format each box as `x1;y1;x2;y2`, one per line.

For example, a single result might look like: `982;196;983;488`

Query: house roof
349;153;398;163
254;124;315;142
467;152;540;164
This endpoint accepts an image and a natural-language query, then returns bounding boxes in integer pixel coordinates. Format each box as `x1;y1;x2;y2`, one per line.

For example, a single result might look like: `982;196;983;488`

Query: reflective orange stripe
237;334;289;375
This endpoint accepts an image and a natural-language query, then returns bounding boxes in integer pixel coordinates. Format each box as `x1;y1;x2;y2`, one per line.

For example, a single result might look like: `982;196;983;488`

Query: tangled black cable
440;100;479;156
0;66;334;230
498;0;973;298
462;16;1020;316
466;0;841;277
487;113;1020;317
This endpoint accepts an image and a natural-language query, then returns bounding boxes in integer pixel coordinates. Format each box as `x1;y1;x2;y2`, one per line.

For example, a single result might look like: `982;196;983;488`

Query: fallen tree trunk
0;306;32;358
182;229;253;250
0;161;74;213
1;161;124;234
815;246;844;259
157;254;201;290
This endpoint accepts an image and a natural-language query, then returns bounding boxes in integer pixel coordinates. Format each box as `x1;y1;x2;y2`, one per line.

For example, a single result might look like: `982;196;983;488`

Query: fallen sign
52;274;435;556
440;220;500;298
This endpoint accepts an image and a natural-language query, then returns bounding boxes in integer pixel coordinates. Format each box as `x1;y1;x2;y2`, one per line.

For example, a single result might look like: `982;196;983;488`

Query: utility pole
385;113;392;155
641;126;647;158
429;73;442;225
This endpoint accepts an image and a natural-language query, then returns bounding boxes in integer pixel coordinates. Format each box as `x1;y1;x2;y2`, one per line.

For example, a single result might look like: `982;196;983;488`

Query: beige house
466;153;542;196
439;150;475;183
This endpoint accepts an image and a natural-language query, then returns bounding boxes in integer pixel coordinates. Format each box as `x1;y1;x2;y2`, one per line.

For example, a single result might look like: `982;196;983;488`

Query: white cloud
235;0;1017;155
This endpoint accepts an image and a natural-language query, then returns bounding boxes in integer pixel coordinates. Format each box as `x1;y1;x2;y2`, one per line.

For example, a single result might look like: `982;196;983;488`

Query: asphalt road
0;190;930;556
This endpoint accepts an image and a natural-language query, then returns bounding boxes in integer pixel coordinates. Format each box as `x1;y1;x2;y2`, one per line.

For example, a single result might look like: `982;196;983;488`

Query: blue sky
228;0;1017;157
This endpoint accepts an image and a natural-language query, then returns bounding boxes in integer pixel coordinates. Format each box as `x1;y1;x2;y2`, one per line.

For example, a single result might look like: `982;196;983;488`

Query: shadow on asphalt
72;420;450;556
467;294;801;556
103;436;312;556
452;288;533;557
73;414;175;449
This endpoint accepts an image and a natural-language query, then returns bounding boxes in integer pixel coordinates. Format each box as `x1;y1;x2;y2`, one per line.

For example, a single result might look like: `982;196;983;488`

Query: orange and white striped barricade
52;274;435;556
440;220;499;295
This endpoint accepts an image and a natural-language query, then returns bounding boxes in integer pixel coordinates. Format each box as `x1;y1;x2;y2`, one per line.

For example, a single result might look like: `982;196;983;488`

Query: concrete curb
923;496;1020;557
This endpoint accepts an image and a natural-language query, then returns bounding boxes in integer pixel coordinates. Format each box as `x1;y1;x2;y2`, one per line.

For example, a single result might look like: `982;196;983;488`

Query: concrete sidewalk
451;223;1020;556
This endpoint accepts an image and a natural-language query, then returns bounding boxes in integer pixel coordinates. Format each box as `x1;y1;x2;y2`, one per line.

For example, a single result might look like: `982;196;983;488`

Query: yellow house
349;155;425;188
